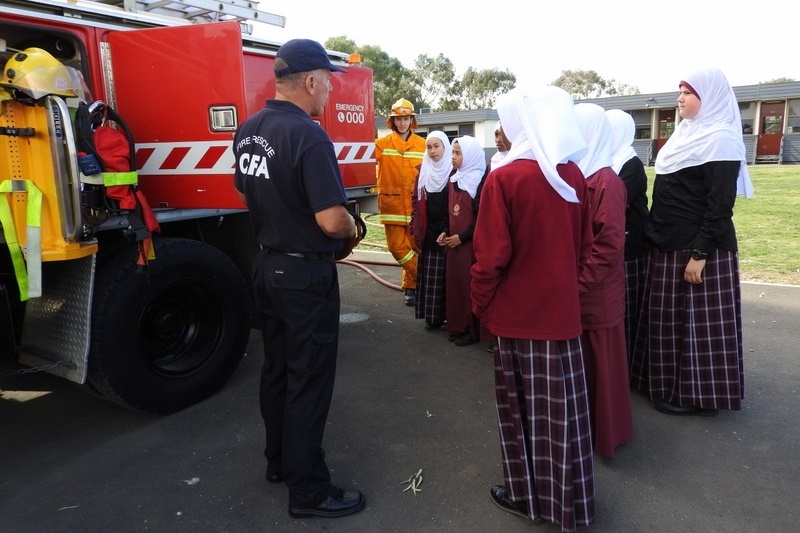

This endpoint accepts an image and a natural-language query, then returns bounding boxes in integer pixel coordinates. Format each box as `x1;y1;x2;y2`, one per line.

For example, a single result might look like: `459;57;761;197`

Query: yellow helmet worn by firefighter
0;47;82;102
386;97;418;130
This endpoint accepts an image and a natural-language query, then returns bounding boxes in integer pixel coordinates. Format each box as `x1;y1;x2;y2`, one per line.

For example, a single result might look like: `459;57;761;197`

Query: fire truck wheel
88;237;251;414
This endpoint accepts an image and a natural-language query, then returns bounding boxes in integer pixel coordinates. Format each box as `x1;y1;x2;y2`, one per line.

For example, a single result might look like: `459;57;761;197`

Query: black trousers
253;251;340;508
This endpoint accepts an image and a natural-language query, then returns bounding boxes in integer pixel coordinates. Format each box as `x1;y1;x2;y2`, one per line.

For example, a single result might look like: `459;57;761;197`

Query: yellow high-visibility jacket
375;130;425;225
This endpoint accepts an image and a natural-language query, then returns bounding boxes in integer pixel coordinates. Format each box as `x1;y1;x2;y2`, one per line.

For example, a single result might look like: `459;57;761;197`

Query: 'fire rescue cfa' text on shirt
236;135;275;179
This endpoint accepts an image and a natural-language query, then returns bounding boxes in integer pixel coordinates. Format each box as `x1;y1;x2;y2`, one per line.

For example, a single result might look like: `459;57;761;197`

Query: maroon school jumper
445;179;481;339
578;166;634;458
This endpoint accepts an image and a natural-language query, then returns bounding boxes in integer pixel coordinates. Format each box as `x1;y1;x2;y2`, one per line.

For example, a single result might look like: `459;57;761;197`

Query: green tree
324;36;413;116
407;53;458;111
765;77;795;84
324;35;356;54
603;81;640;97
323;37;519;114
553;69;639;99
460;67;516;109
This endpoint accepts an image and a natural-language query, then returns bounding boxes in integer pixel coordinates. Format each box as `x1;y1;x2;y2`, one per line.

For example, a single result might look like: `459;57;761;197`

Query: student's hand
436;232;447;246
684;258;706;284
444;234;462;248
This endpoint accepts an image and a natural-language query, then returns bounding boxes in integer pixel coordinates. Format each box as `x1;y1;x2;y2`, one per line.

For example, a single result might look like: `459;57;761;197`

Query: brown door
654;109;675;158
756;101;784;158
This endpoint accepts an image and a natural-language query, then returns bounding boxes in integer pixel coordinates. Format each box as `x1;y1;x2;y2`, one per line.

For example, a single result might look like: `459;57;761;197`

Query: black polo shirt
233;99;347;253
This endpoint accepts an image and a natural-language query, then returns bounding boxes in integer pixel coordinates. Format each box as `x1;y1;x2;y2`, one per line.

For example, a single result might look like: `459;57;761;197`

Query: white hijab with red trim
655;67;753;198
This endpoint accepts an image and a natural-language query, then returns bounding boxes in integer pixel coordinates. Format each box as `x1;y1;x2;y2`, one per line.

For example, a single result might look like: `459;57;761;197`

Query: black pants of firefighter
253;251;340;508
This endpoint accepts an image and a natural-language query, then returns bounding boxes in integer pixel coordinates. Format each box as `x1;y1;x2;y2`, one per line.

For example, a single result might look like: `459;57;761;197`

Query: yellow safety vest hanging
0;179;43;300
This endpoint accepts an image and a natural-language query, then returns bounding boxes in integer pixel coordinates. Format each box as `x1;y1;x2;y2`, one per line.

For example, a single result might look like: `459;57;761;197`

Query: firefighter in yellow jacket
375;98;426;306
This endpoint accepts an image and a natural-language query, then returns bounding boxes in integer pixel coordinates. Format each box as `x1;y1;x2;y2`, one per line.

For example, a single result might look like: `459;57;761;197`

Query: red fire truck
0;0;377;413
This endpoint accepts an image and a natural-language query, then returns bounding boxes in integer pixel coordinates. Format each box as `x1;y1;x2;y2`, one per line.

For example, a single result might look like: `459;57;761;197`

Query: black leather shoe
454;334;477;346
654;399;718;417
489;485;529;519
288;487;365;518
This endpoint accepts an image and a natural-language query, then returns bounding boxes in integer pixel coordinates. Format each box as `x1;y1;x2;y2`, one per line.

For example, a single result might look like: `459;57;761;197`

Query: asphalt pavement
1;249;799;533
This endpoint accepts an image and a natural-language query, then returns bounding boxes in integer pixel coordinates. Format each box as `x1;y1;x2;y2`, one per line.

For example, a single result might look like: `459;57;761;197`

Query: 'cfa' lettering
238;153;270;179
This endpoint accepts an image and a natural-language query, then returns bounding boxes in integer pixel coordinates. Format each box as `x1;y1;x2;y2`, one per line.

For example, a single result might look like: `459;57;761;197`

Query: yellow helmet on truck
386;97;418;130
0;47;82;102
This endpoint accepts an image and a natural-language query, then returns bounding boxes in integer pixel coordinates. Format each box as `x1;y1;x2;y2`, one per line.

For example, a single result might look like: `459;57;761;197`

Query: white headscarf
490;120;507;167
494;87;587;202
450;135;485;199
655;67;753;198
605;109;638;174
574;103;614;178
417;130;453;200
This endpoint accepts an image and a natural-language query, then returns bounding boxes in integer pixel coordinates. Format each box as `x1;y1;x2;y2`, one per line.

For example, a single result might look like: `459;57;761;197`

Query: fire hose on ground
335;213;403;292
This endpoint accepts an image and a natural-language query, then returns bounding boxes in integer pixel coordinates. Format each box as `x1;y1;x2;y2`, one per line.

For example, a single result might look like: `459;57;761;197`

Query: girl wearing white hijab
573;103;633;459
411;130;452;329
416;130;452;201
606;109;639;175
471;87;595;532
636;67;748;417
489;121;508;169
439;135;486;347
448;135;485;200
492;86;587;202
604;109;650;386
654;69;753;197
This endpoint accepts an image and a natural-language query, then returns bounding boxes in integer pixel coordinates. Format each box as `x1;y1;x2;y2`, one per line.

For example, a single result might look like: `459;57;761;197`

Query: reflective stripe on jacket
375;131;425;225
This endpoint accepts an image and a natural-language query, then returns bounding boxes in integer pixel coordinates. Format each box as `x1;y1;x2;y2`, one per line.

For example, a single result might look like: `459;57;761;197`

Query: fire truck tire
88;237;251;414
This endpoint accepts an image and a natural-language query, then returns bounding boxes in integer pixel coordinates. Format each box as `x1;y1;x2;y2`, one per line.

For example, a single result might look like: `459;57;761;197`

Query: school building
375;81;800;165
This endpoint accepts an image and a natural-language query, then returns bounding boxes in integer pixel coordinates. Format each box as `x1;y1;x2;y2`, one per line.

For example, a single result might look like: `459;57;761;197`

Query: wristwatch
690;249;708;261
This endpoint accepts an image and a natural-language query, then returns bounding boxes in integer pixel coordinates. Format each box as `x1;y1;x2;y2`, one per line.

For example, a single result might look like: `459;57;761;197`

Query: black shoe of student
425;321;442;330
403;289;416;306
654;399;718;417
454;334;477;346
489;485;529;520
288;487;365;518
448;333;463;342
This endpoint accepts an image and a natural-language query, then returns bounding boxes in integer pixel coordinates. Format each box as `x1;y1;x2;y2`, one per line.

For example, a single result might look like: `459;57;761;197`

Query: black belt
263;248;336;261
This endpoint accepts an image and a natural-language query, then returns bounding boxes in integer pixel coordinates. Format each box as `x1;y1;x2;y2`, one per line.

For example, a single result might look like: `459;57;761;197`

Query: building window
787;99;800;134
763;115;783;134
629;109;651;140
739;101;755;134
421;124;473;142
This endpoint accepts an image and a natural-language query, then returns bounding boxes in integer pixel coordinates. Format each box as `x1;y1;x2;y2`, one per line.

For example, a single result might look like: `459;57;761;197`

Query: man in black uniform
233;38;364;519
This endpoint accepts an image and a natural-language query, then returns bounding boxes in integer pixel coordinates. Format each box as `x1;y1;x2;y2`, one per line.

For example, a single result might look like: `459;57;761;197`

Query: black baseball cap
274;39;348;78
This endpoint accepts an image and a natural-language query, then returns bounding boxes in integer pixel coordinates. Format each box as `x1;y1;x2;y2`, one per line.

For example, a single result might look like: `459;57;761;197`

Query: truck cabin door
106;22;246;209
